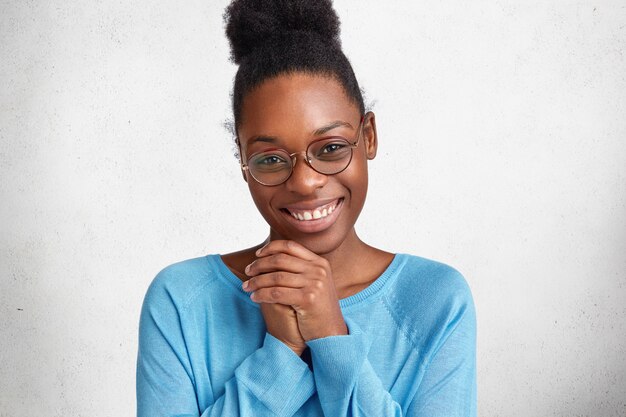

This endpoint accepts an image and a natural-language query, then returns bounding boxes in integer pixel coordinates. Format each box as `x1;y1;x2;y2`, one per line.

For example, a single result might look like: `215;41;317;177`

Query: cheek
342;156;369;208
247;184;283;224
349;155;369;189
248;184;271;212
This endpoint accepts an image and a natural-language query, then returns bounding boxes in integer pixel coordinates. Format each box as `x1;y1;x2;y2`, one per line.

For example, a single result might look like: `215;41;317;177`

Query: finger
250;286;304;306
246;252;305;276
243;271;305;292
256;240;317;261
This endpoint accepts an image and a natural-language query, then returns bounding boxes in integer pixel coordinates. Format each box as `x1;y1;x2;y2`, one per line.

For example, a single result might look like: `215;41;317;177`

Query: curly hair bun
224;0;341;64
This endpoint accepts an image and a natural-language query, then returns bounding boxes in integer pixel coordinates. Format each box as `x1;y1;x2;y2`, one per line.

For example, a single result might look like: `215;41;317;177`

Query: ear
236;138;248;182
362;111;378;160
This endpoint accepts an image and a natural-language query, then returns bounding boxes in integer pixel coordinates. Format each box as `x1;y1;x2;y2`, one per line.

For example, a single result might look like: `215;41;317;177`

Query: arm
407;290;477;417
306;295;476;417
305;316;402;416
242;244;381;414
243;242;477;416
136;273;316;417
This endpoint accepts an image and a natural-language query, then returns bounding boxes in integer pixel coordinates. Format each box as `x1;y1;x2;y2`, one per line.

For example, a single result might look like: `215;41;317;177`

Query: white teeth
287;200;341;221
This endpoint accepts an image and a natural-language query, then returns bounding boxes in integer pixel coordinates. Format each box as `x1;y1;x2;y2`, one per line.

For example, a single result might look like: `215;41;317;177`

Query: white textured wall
1;1;625;415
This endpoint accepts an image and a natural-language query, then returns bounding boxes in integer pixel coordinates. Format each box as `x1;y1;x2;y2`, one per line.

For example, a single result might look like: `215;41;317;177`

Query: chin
293;233;346;255
268;220;354;256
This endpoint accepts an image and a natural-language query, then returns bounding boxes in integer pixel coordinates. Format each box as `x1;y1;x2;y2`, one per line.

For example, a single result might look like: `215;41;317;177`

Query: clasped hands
242;240;348;355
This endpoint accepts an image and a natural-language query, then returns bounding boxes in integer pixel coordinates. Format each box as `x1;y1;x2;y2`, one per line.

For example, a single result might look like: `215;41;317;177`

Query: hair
224;0;365;132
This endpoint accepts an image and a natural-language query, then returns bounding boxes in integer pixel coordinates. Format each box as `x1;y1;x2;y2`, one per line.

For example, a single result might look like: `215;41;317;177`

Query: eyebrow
246;120;354;146
247;135;279;145
312;120;354;136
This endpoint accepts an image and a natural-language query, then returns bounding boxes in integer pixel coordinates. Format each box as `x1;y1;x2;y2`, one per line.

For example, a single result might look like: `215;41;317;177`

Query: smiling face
237;73;378;255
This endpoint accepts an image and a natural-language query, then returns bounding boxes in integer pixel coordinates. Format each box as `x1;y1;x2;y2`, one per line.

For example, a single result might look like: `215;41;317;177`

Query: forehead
238;73;360;142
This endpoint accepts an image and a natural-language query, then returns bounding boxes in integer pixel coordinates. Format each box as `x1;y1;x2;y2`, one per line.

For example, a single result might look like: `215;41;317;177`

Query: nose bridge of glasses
285;149;328;192
289;150;312;167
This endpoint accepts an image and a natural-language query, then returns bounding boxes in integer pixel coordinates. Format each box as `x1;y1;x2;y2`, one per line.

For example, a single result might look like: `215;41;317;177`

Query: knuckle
304;291;317;304
271;271;283;285
270;254;284;266
314;266;328;278
270;288;282;300
312;280;324;291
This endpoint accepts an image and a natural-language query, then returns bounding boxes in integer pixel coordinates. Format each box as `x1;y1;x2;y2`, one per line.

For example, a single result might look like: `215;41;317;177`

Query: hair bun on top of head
224;0;341;64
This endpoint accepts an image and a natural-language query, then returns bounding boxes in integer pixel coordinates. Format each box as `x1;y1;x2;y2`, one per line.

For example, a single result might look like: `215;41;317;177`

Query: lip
279;198;344;234
281;197;342;212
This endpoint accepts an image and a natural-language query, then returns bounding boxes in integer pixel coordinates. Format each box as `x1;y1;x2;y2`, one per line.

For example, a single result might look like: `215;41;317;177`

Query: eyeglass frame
237;115;366;186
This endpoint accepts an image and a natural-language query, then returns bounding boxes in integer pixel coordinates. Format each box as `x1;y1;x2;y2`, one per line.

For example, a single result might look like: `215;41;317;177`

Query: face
237;73;378;255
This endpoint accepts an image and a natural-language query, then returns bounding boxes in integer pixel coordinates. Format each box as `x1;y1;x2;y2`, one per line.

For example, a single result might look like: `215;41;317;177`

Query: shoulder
392;254;473;309
142;256;217;312
384;254;476;346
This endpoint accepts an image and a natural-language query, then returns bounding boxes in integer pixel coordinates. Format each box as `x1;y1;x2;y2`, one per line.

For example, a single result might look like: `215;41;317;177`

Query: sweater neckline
208;253;405;309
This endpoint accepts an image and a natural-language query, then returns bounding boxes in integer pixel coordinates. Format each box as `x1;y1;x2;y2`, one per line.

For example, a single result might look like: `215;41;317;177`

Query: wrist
303;320;349;341
278;339;306;357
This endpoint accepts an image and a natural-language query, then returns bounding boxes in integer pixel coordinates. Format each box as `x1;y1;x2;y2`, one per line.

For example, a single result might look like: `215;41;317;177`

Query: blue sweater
136;253;476;416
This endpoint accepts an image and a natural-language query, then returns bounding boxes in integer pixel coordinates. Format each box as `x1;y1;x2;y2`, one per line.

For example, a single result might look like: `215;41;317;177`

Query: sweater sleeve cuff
306;317;372;402
234;332;315;415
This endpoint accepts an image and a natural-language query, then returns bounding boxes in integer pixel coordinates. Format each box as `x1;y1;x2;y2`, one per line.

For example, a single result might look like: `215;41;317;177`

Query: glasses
240;116;365;186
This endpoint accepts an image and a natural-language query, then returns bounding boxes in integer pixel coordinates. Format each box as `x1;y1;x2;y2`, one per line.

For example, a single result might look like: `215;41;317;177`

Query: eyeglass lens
248;137;354;185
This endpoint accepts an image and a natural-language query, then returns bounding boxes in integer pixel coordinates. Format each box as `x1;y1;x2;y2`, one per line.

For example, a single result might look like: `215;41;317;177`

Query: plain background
1;0;625;416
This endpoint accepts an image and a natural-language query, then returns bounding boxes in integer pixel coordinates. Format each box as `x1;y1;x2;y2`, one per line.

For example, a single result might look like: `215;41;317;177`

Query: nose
285;152;328;195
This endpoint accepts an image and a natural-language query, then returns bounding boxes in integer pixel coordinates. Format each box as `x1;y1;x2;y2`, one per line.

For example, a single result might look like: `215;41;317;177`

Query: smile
284;199;340;221
279;198;344;233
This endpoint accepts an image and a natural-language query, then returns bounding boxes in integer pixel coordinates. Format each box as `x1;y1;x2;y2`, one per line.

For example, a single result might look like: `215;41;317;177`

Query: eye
257;155;286;165
312;139;352;161
250;152;290;172
320;142;347;154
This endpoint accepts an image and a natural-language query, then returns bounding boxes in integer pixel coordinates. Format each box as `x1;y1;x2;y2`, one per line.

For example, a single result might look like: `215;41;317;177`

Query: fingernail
256;241;269;256
245;264;251;274
242;280;249;290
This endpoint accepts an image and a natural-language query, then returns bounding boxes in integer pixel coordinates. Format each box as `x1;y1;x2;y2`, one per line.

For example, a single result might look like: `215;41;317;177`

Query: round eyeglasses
240;116;365;186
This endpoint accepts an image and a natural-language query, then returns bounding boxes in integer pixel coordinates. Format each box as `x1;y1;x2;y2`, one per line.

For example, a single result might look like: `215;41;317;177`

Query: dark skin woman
221;73;395;355
137;1;476;415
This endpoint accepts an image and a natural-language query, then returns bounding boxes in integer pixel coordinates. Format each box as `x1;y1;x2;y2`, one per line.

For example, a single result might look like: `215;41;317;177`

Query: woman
136;1;476;416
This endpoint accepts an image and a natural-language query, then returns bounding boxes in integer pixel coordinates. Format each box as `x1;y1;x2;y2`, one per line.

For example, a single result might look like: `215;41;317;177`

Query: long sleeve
305;317;403;416
136;253;475;416
136;271;316;417
306;281;476;417
407;290;476;417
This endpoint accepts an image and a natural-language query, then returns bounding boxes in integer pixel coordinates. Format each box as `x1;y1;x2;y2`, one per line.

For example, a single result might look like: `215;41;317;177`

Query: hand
259;303;307;356
243;240;348;341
